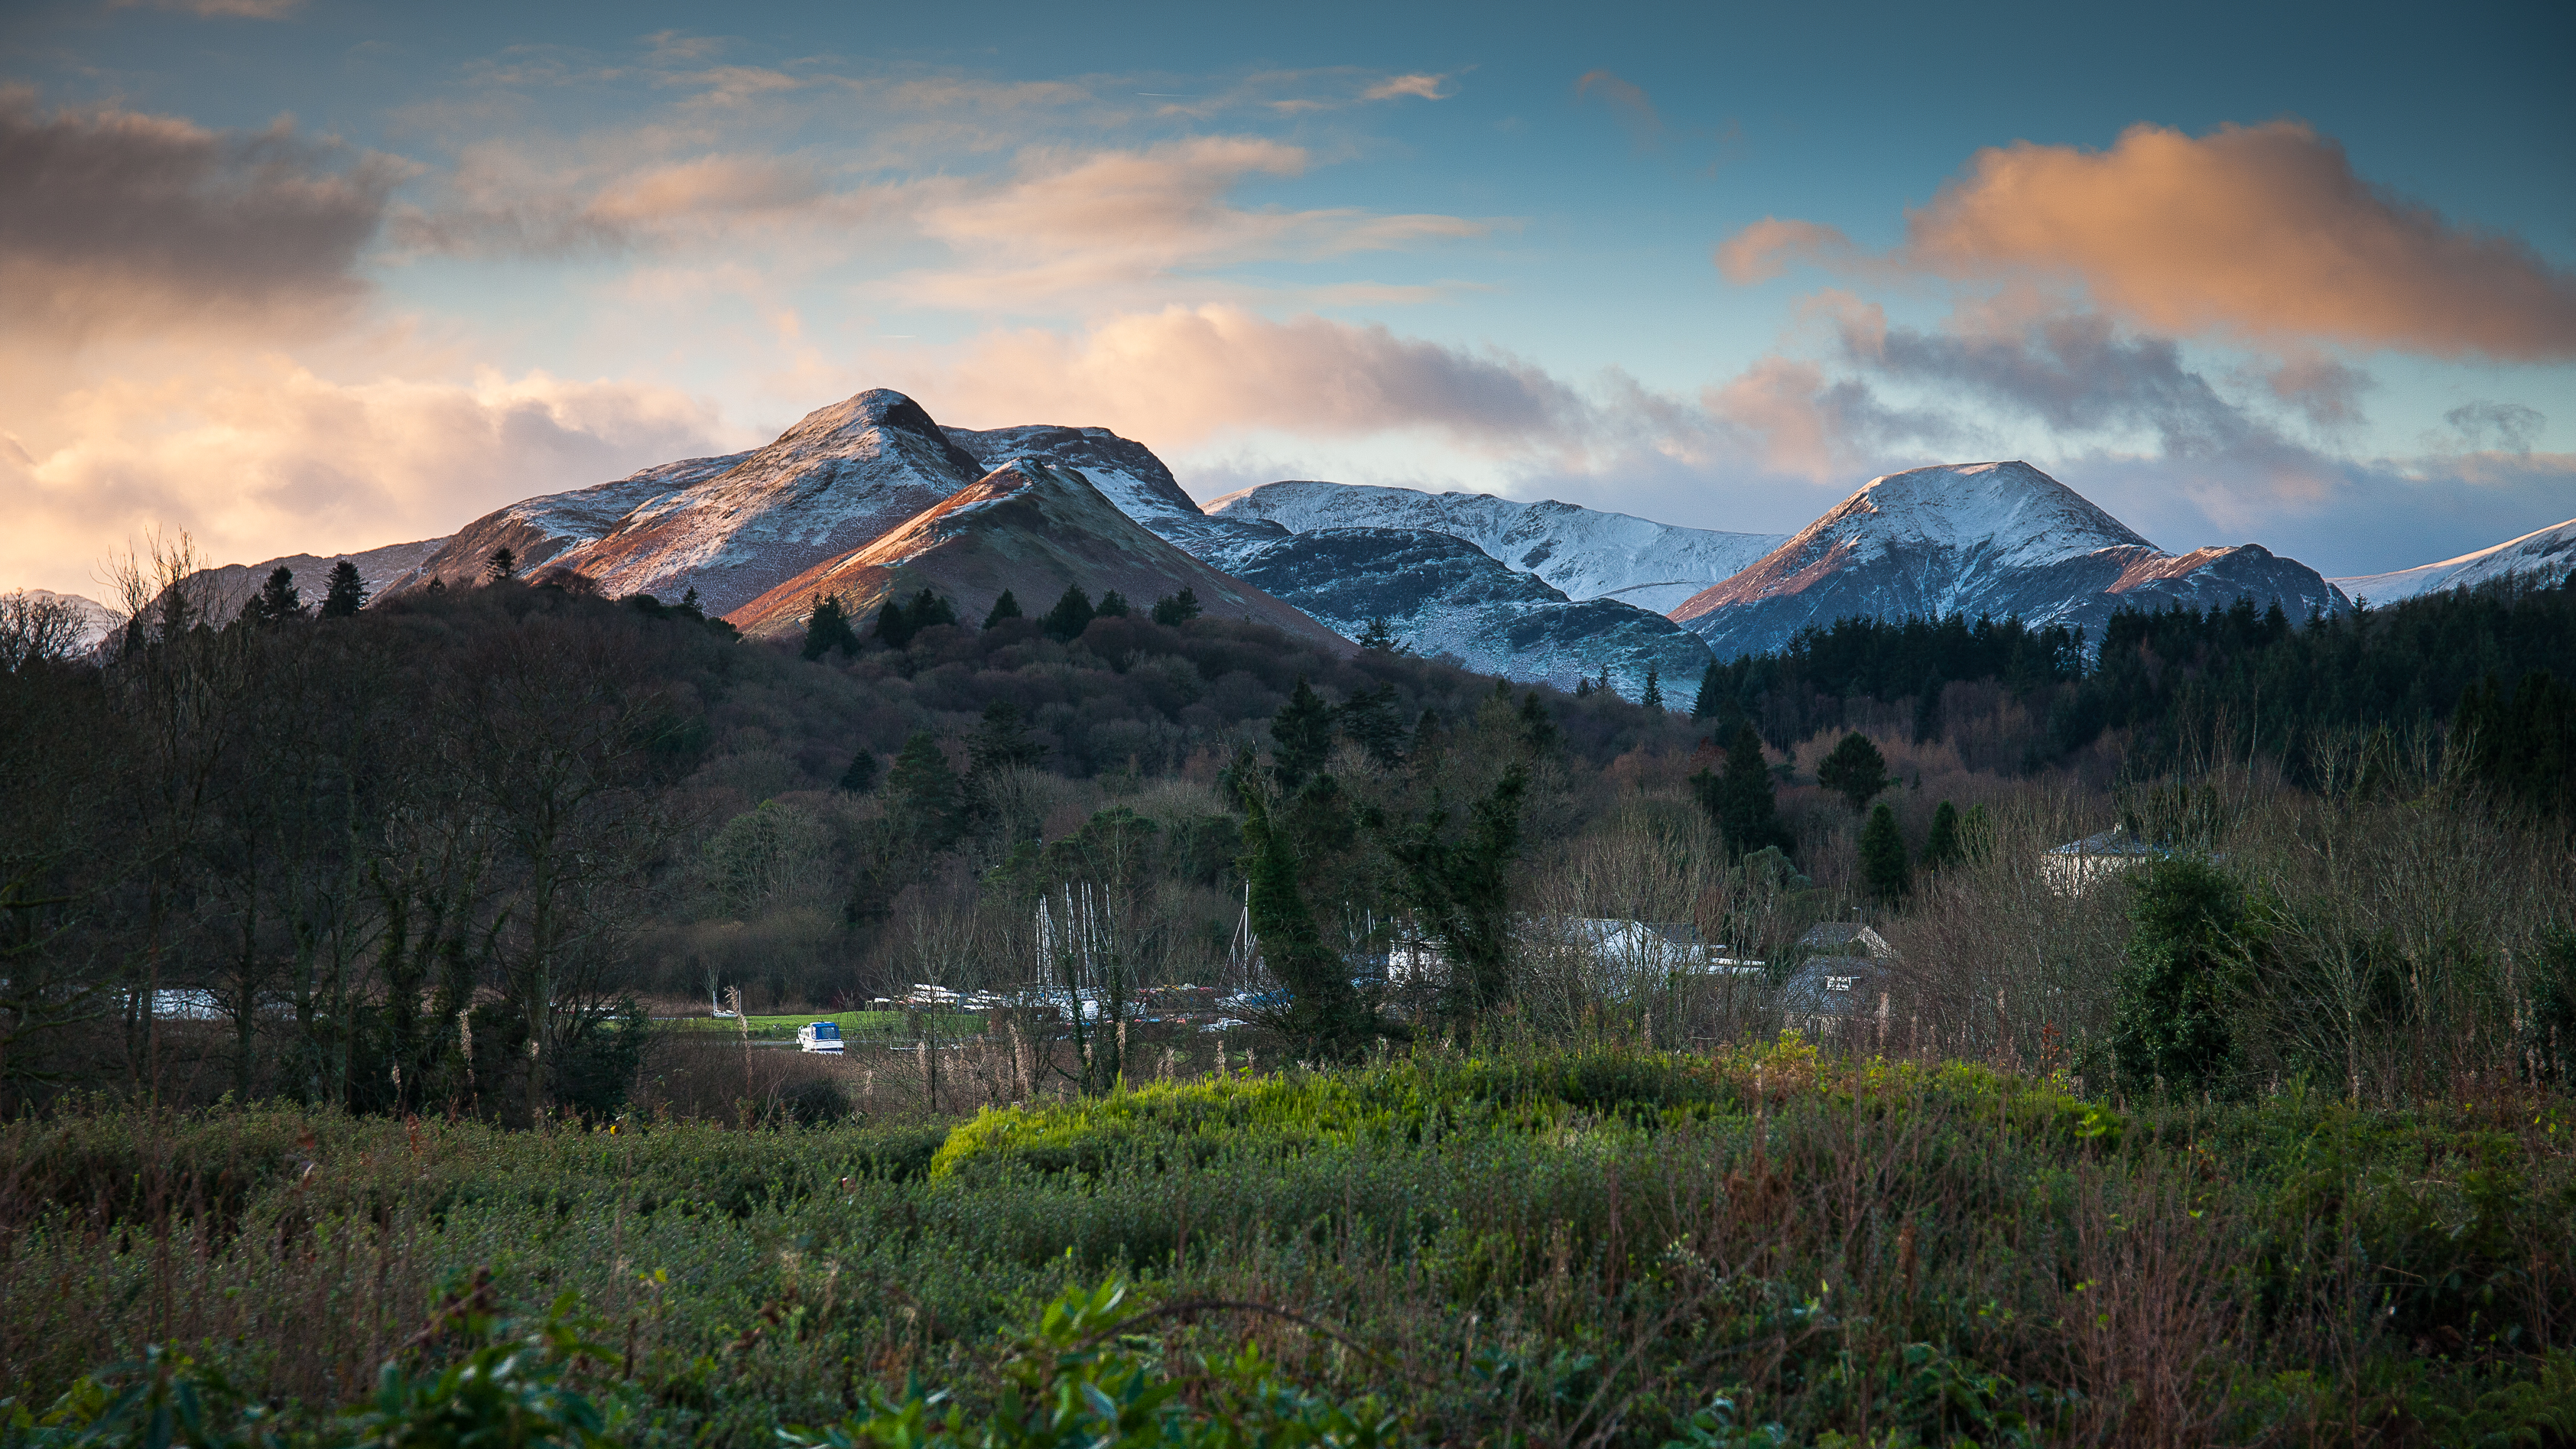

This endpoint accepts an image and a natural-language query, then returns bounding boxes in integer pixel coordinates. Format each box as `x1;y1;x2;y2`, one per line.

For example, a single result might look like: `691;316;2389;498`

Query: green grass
4;1038;2572;1447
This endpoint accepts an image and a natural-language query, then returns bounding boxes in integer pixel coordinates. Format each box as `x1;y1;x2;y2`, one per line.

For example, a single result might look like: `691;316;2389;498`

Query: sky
4;0;2573;601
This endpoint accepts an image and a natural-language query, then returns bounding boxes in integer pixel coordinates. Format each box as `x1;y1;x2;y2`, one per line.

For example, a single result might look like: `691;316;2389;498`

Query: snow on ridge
2331;516;2576;604
1824;461;2151;567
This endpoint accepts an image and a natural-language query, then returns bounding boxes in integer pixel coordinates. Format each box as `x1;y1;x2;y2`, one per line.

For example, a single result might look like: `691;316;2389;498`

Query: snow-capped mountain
1230;528;1710;696
1670;461;2349;661
393;391;982;612
1205;481;1784;612
2332;516;2576;603
11;589;123;653
727;457;1346;651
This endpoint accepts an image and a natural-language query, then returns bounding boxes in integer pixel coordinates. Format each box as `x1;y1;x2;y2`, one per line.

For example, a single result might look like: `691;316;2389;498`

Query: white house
2041;829;2165;895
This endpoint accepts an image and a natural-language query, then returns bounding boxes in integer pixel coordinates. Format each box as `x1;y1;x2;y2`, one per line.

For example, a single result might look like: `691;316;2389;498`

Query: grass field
660;1010;989;1043
4;1038;2572;1446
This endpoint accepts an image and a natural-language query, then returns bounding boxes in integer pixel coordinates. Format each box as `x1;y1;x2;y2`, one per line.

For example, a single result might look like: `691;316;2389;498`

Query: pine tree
1859;802;1910;903
1095;590;1130;618
1691;723;1791;859
968;700;1045;773
873;599;916;648
1691;661;1723;720
837;750;879;793
1270;677;1336;791
254;567;302;624
484;547;517;583
1816;731;1889;812
1041;586;1095;642
679;586;702;616
1574;677;1593;699
801;595;862;660
905;589;957;632
885;730;966;852
1355;616;1399;651
320;560;367;618
1382;765;1529;1020
1641;665;1664;711
1336;683;1406;769
1151;588;1202;625
983;590;1023;628
1921;799;1962;869
1238;781;1369;1058
1518;692;1559;755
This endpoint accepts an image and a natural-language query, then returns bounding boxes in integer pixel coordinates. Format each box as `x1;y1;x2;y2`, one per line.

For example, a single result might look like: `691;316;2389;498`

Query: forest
2;544;2574;1445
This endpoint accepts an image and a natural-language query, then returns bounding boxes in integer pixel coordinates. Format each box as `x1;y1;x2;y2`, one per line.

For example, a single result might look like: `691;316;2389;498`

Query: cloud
108;0;304;17
898;138;1492;310
2442;401;2545;455
0;361;731;598
1361;74;1450;102
1718;120;2576;360
0;90;401;341
1574;70;1661;145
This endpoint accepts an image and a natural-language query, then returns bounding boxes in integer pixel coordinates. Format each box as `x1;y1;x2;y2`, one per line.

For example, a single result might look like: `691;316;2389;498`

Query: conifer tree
1921;799;1962;869
1355;616;1399;651
1860;802;1910;903
484;547;517;583
1336;683;1406;769
1691;661;1723;720
1041;585;1095;642
320;560;366;618
1574;676;1593;699
968;700;1046;772
1238;778;1369;1058
873;599;916;648
837;749;879;794
885;730;966;852
1816;730;1889;812
679;586;702;616
1691;723;1791;859
1095;590;1130;618
1517;692;1559;755
983;590;1023;628
800;594;861;660
1269;677;1336;791
1641;665;1664;711
254;567;302;623
1150;588;1203;625
1382;765;1529;1020
905;589;957;632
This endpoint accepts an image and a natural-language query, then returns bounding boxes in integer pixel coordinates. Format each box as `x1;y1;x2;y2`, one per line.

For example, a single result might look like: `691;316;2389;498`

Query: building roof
1796;921;1894;958
2044;828;2165;858
1779;957;1889;1015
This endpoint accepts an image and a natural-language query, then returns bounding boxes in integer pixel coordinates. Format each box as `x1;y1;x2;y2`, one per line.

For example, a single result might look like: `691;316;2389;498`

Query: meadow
6;1038;2572;1447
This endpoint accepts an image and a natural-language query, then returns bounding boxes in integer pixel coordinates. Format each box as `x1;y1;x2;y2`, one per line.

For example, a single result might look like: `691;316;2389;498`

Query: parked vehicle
797;1021;844;1054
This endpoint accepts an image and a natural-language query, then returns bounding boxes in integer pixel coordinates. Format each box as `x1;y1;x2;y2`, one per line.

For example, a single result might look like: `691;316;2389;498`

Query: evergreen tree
1269;677;1336;791
968;700;1046;772
1691;661;1723;720
1410;708;1443;758
1150;587;1203;625
837;749;879;794
1041;585;1095;642
1355;616;1400;651
983;590;1023;628
906;589;958;632
1641;665;1664;711
1574;676;1593;699
1691;723;1791;859
1382;765;1529;1020
484;547;517;583
1921;799;1963;869
257;567;303;622
800;595;862;660
1336;683;1406;769
320;560;366;618
679;586;702;616
1238;779;1369;1058
2455;669;2576;820
1094;590;1131;619
874;599;916;648
885;730;966;852
1859;802;1910;903
1816;730;1889;812
1517;692;1559;755
2112;856;2248;1094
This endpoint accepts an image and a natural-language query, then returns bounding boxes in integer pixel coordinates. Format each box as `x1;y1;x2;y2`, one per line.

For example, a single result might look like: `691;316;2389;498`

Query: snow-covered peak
1205;479;1782;611
945;424;1202;528
2332;515;2576;603
1809;461;2152;567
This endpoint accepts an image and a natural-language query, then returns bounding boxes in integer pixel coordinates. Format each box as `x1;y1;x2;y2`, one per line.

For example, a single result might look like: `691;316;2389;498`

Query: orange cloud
1717;121;2576;360
1574;70;1660;145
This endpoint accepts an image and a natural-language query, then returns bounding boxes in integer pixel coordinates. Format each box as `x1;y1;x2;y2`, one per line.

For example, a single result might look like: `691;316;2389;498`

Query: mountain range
35;386;2559;701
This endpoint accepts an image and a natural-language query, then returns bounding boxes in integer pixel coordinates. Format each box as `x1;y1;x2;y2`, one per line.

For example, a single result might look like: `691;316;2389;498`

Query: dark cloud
0;91;399;340
2444;401;2545;455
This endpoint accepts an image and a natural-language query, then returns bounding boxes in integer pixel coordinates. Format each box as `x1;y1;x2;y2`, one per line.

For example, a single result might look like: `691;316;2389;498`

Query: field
5;1038;2573;1447
659;1011;992;1044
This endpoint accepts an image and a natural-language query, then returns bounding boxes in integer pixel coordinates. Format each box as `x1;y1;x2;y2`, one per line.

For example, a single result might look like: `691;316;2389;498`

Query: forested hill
1691;574;2576;791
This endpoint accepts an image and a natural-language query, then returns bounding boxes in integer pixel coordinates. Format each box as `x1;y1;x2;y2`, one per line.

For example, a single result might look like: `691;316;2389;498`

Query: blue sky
5;0;2571;598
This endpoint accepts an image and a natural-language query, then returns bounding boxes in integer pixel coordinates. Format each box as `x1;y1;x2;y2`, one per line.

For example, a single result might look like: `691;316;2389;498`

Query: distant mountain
189;538;446;619
2332;516;2576;603
1204;481;1784;612
1230;528;1710;695
14;589;123;653
1670;461;2349;661
727;457;1347;652
391;390;981;612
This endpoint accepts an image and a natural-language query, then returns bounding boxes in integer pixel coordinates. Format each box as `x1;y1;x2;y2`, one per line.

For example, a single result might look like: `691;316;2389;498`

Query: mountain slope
725;458;1347;652
2332;516;2576;603
1229;528;1708;697
1205;480;1784;611
1671;461;2348;660
188;538;447;619
394;390;989;611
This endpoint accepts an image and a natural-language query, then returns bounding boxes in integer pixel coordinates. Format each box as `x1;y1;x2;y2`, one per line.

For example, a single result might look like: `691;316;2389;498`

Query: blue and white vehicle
797;1021;845;1054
